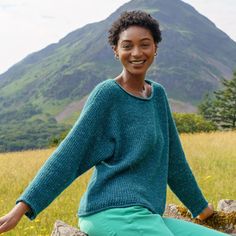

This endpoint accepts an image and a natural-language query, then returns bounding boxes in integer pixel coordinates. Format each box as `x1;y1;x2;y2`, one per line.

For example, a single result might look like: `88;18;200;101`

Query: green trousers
79;206;228;236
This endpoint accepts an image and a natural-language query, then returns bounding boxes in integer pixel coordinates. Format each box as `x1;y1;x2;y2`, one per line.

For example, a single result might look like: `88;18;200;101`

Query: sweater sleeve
163;90;208;218
16;84;115;220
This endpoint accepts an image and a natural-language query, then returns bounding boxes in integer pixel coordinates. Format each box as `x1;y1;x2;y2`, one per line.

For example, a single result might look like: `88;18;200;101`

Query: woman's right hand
0;202;30;234
197;203;214;221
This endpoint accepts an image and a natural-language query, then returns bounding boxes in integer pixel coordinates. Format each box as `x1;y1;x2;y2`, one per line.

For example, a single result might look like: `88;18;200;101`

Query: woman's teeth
130;60;145;64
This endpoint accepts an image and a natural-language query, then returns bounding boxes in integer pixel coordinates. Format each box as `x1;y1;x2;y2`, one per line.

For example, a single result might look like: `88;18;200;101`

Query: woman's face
113;25;157;77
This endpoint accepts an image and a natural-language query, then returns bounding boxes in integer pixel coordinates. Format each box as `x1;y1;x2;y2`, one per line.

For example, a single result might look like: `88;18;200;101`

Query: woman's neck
115;71;151;98
117;70;146;91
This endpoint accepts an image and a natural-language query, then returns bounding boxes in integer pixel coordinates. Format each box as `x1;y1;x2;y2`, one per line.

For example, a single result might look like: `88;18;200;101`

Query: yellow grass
0;131;236;235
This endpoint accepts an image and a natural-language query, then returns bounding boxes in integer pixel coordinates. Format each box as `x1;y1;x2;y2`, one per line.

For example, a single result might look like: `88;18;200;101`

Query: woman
0;11;227;235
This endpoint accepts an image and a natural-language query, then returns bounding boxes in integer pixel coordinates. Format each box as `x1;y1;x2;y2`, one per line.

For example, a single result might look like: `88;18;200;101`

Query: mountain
0;0;236;152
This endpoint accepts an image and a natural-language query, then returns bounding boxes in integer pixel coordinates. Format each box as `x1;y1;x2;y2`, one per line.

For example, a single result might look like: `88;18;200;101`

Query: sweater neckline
111;79;154;101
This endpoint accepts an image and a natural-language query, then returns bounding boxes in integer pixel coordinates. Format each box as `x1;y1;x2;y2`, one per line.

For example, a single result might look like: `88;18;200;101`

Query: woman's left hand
197;203;214;220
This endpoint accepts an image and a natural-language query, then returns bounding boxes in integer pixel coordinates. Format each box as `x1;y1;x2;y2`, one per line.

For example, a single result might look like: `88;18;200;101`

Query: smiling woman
0;10;228;236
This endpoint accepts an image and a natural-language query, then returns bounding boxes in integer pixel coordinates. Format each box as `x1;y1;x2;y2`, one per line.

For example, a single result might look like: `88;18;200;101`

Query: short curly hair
108;10;162;46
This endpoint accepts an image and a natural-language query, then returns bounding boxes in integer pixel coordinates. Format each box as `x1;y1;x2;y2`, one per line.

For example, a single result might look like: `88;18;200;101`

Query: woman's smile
129;60;146;65
113;25;157;78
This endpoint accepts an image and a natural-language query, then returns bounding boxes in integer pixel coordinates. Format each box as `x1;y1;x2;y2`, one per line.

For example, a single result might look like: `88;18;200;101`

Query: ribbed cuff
190;200;208;218
16;199;37;220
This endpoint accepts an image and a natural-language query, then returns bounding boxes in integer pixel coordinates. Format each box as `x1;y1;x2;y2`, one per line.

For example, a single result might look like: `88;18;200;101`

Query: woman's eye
122;44;132;49
141;44;150;47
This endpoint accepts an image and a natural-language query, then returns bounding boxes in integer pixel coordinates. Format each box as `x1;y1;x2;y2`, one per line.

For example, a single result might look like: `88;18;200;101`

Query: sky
0;0;235;75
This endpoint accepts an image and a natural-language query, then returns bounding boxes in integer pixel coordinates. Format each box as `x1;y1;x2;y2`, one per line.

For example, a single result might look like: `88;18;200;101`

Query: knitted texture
16;79;208;220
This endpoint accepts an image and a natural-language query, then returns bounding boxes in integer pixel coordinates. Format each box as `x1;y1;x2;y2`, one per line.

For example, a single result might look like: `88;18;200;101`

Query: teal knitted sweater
17;79;208;220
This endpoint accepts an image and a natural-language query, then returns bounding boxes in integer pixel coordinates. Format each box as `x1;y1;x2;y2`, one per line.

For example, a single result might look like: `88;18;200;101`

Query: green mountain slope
0;0;236;151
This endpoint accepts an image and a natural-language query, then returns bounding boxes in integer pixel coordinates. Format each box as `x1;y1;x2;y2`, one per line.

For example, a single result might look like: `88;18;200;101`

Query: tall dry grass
0;131;235;235
167;131;236;206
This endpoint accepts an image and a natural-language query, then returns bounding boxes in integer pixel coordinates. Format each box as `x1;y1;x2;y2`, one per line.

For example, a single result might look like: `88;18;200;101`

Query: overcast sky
0;0;235;74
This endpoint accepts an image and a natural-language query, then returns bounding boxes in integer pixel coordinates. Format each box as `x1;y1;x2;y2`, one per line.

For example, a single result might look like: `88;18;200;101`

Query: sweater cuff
16;199;37;220
190;200;208;218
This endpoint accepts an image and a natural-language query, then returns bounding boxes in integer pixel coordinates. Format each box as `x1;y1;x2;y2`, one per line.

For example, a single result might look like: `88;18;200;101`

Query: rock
51;220;88;236
164;200;236;235
218;200;236;213
51;199;236;235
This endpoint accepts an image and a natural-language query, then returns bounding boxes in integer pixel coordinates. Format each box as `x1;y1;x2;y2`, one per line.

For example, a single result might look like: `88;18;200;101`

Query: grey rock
218;200;236;213
51;220;88;236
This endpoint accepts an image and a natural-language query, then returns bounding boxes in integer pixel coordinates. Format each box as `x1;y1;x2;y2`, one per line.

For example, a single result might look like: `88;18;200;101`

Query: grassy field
0;131;235;235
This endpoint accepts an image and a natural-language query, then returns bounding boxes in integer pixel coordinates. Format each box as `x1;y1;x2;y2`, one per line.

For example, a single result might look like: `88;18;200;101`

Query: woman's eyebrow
120;40;132;43
140;38;152;41
121;38;152;43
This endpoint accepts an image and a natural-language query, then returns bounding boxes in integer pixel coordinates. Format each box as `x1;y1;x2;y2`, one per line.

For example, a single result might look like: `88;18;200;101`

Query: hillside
0;0;236;151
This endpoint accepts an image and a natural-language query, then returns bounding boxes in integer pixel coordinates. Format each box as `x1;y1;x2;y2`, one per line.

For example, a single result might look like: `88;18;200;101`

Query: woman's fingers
0;202;30;234
0;215;18;234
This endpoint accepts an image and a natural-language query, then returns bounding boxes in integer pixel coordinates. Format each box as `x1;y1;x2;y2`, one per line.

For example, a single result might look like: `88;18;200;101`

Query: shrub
173;113;217;133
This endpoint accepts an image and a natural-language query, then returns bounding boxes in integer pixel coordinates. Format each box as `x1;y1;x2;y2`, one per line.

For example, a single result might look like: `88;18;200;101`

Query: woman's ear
112;45;119;59
154;44;158;55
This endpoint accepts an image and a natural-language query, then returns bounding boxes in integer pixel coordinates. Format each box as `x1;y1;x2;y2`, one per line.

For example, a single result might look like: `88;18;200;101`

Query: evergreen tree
198;71;236;129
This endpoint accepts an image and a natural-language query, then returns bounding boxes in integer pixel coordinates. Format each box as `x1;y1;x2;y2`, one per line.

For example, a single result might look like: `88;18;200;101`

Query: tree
198;71;236;129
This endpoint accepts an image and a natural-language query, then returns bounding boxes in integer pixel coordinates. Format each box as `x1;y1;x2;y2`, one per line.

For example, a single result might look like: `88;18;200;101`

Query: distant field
0;131;235;236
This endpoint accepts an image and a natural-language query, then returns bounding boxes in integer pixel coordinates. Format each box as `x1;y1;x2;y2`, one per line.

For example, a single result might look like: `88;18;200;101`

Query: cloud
41;15;56;20
0;3;20;10
0;0;28;11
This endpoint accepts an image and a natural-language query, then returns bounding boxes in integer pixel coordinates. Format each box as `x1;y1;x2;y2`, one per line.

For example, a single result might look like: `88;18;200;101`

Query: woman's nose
131;46;142;57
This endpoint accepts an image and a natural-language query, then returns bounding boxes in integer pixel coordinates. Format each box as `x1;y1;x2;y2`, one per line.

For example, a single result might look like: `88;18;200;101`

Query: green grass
0;131;235;235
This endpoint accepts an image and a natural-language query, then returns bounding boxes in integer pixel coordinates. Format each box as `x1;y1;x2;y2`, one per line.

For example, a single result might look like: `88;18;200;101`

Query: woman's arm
15;85;114;220
1;82;114;231
162;88;209;218
0;202;30;234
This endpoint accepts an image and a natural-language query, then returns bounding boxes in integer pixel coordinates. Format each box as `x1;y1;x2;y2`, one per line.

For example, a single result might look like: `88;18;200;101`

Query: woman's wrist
197;203;214;220
14;202;31;217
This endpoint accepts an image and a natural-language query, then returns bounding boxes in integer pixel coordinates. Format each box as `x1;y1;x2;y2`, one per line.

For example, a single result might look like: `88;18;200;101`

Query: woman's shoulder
86;79;117;105
93;78;116;92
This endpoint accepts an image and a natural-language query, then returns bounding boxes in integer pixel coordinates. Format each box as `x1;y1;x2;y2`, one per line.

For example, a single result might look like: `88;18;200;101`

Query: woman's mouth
130;60;146;65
